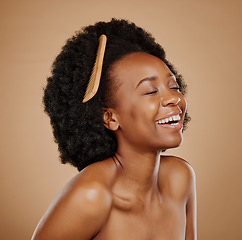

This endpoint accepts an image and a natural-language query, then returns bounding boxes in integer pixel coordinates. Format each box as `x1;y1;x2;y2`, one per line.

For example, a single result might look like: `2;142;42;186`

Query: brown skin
32;53;197;240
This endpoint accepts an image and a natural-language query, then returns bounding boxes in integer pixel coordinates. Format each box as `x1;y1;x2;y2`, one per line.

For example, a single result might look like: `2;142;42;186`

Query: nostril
161;92;180;107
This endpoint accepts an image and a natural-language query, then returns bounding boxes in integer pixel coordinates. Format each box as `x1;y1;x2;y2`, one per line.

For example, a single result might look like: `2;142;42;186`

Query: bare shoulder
159;155;196;202
160;155;195;178
32;158;116;240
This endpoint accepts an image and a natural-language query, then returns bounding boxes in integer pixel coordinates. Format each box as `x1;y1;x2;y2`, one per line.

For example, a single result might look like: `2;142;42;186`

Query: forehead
112;52;172;87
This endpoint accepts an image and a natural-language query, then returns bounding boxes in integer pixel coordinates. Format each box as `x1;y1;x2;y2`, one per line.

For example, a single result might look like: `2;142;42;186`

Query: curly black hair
43;18;190;171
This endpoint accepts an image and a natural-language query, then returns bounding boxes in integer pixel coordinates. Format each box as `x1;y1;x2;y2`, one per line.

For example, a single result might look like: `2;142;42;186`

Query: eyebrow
135;72;175;89
135;76;156;89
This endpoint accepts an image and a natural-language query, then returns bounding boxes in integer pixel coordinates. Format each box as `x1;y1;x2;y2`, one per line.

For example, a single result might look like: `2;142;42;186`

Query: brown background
1;0;241;239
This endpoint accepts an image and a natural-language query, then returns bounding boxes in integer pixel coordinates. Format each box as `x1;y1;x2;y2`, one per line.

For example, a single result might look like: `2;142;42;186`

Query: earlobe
103;108;119;131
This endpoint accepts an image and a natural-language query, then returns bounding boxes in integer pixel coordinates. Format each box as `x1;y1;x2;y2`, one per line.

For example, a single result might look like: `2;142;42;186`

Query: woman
32;18;196;240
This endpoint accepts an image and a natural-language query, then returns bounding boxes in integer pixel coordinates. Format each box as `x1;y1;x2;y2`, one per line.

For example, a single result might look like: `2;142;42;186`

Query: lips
155;113;183;130
155;114;181;125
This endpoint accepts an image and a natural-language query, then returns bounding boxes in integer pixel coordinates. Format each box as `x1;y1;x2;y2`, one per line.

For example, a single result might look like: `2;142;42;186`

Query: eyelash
170;87;180;90
145;86;180;95
145;90;158;95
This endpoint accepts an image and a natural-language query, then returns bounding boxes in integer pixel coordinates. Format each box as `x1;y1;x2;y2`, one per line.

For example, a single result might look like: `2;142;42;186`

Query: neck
114;145;161;197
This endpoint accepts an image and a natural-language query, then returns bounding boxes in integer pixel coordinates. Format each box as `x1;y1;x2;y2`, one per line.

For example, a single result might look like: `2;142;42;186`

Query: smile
155;114;181;125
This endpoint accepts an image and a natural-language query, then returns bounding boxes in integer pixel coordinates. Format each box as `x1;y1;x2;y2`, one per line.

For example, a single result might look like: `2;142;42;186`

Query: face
106;52;187;152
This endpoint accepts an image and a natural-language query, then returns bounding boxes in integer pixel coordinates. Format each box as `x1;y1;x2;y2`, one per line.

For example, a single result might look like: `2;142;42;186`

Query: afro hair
43;18;190;171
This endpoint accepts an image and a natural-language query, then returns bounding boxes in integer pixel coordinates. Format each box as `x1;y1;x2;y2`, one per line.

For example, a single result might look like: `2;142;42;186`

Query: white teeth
156;114;181;125
172;115;181;121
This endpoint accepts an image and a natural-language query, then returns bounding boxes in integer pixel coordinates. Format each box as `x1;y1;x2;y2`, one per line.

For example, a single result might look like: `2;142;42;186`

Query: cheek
147;102;157;111
179;95;187;114
128;101;159;128
131;99;158;117
116;99;157;126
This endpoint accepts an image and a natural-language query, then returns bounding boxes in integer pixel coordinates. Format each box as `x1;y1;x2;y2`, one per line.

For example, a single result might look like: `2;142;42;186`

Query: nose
161;90;180;107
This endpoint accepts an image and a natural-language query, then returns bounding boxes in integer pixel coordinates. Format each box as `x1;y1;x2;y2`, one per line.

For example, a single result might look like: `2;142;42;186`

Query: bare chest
93;199;186;240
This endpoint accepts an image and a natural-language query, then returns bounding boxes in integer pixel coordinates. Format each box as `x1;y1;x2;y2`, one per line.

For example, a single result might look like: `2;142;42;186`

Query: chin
160;134;183;150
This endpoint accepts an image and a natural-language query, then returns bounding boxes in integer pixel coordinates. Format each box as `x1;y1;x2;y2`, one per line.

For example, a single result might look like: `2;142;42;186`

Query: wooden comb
82;34;107;103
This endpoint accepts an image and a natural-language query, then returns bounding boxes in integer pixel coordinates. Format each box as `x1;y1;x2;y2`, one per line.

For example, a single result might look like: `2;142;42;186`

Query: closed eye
145;90;158;95
170;87;180;91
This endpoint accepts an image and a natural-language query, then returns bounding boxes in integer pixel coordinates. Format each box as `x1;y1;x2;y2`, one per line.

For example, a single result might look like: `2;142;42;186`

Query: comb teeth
82;35;107;103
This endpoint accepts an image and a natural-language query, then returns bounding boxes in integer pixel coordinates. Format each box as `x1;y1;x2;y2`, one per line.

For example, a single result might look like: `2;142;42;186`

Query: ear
103;108;119;131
